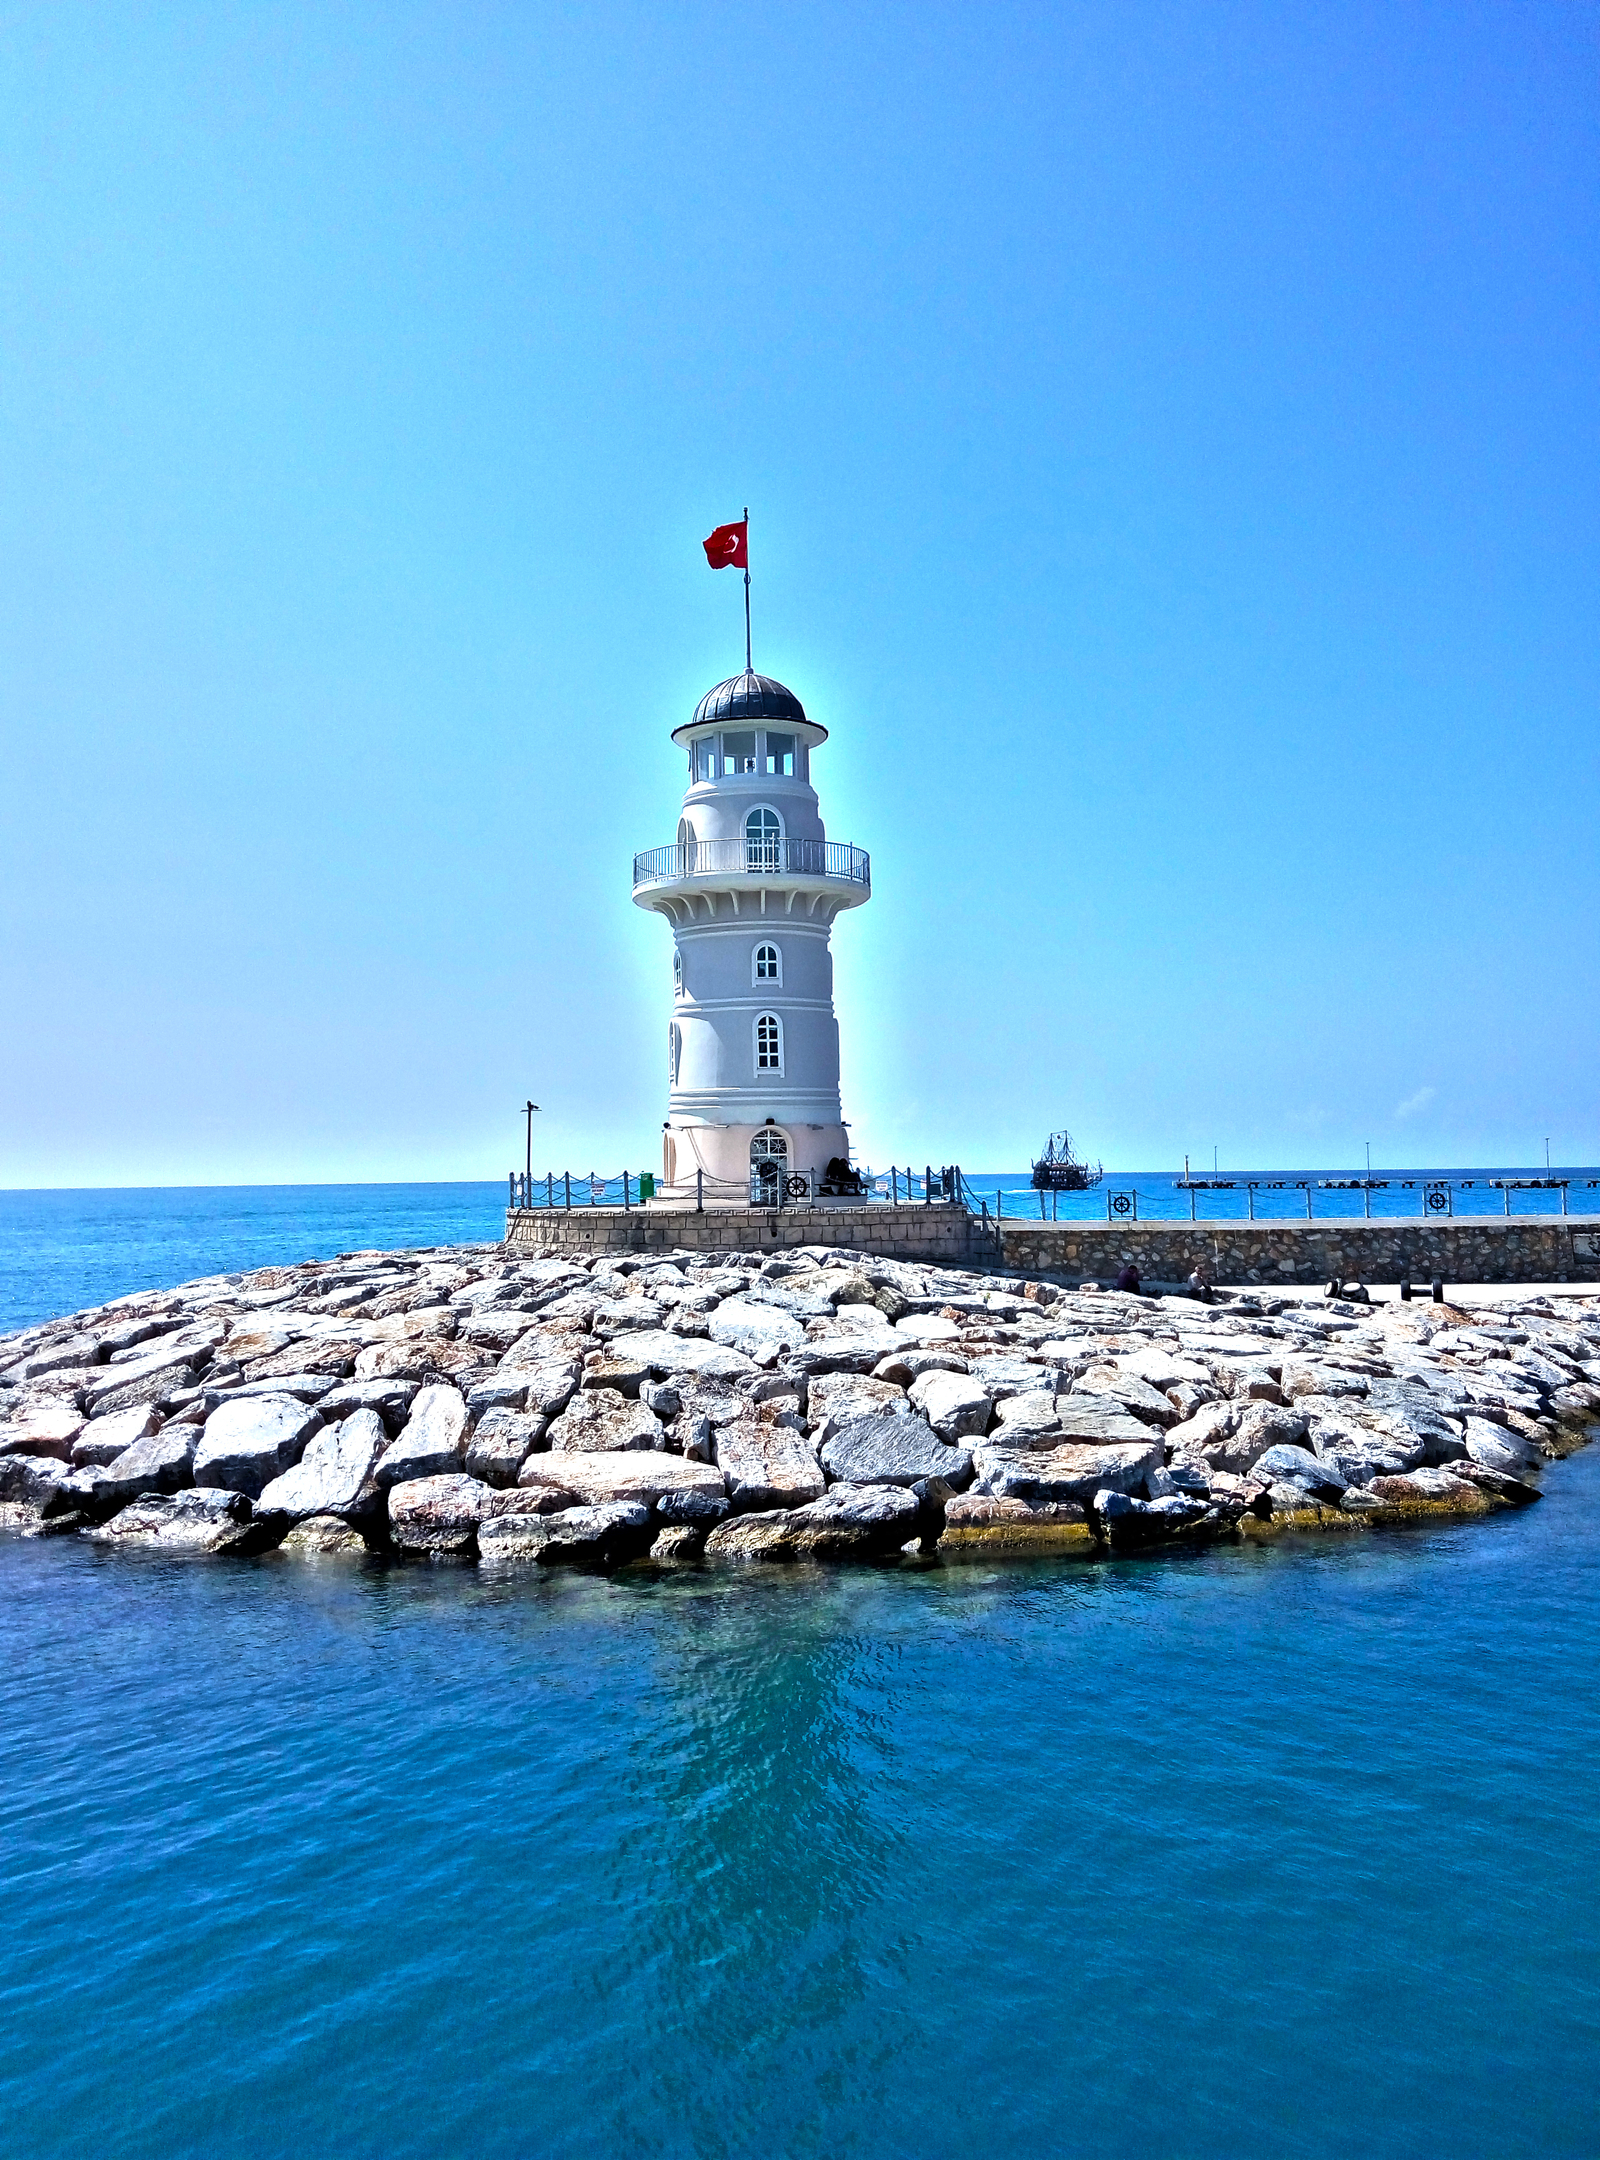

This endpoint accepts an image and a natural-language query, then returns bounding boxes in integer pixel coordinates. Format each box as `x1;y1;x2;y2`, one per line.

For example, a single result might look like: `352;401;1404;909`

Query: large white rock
909;1369;992;1441
387;1472;487;1554
703;1482;921;1562
707;1298;808;1364
86;1489;258;1554
715;1417;826;1511
544;1389;663;1453
893;1313;962;1345
257;1409;387;1522
92;1424;198;1505
512;1450;729;1523
194;1395;322;1497
478;1502;655;1567
374;1384;469;1487
1116;1347;1211;1391
807;1372;909;1446
603;1331;757;1383
0;1399;87;1460
1462;1416;1544;1481
973;1438;1162;1505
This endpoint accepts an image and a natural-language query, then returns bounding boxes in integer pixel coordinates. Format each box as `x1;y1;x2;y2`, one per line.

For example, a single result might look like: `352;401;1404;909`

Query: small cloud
1394;1086;1437;1122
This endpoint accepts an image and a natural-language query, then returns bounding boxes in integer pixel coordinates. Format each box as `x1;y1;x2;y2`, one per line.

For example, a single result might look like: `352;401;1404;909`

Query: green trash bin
638;1173;655;1201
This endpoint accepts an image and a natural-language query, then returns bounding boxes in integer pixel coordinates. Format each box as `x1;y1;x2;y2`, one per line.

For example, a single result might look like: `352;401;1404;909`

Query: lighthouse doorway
750;1127;789;1204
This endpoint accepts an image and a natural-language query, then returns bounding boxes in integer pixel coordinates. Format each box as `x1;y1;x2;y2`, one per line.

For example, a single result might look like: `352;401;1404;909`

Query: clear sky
2;2;1596;1187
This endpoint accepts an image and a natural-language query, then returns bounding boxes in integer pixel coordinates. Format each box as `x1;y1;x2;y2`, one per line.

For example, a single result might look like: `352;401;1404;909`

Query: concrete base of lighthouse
661;1116;851;1205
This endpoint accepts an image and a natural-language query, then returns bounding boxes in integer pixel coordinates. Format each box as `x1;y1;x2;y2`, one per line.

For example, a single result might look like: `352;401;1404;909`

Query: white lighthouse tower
632;669;871;1203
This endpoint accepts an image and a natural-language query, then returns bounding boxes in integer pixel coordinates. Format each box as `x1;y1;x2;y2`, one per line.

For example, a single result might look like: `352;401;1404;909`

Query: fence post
1503;1183;1510;1217
564;1172;572;1211
1038;1188;1046;1221
1364;1182;1371;1219
997;1188;1003;1222
925;1165;932;1207
1305;1185;1313;1221
508;1172;515;1208
1189;1184;1196;1223
697;1167;704;1213
624;1173;631;1211
1561;1182;1568;1216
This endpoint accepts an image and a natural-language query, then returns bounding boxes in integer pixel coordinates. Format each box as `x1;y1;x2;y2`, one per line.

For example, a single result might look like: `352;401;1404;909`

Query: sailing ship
1030;1131;1103;1192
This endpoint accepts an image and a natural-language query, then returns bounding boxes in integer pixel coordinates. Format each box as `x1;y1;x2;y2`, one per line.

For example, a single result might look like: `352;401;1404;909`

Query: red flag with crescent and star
703;519;748;570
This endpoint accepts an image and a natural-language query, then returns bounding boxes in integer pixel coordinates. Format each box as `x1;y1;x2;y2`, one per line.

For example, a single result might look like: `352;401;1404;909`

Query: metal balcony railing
632;837;871;890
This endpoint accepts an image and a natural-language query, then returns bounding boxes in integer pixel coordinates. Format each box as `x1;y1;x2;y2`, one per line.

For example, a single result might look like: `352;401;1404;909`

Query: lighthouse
632;669;871;1203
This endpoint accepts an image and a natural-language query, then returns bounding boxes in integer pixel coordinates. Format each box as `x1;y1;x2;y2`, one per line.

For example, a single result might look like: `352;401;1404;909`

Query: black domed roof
690;670;808;729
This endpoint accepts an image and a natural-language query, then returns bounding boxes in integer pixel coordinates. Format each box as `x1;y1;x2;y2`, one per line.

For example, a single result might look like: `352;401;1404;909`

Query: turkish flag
703;519;748;570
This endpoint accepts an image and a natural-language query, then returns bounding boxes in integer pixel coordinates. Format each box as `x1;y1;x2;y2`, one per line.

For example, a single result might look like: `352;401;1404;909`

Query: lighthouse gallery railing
632;838;871;890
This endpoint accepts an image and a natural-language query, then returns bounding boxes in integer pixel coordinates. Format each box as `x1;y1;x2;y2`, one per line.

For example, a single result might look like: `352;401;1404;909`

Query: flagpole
743;504;751;673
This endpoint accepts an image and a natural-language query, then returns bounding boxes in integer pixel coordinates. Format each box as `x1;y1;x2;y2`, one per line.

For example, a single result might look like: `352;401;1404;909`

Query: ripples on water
3;1452;1598;2159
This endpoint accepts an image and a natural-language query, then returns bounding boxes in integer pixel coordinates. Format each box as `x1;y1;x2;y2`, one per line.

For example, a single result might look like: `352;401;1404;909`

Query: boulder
988;1391;1063;1441
85;1489;259;1554
603;1331;757;1383
374;1384;470;1487
85;1360;198;1420
512;1450;729;1525
591;1297;664;1339
972;1437;1162;1505
464;1374;532;1415
477;1502;655;1567
280;1514;370;1555
937;1494;1097;1555
892;1313;962;1345
649;1523;708;1562
1095;1488;1211;1549
707;1298;808;1364
715;1416;827;1511
71;1404;159;1466
1043;1393;1153;1447
1251;1444;1347;1502
223;1320;303;1363
1075;1367;1178;1428
0;1399;86;1459
1116;1348;1211;1392
0;1452;74;1509
544;1388;664;1454
967;1355;1050;1398
908;1369;992;1441
315;1377;423;1426
1198;1402;1310;1474
703;1482;920;1562
387;1472;488;1555
257;1410;387;1522
798;1318;906;1370
92;1424;200;1506
465;1409;549;1487
820;1411;972;1490
807;1372;909;1445
1364;1471;1488;1517
1462;1416;1544;1482
192;1394;321;1497
1363;1381;1466;1462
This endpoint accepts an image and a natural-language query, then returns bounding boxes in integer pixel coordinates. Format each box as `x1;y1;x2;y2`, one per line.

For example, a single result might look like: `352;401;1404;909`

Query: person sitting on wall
820;1155;867;1197
1115;1263;1142;1295
1187;1262;1214;1304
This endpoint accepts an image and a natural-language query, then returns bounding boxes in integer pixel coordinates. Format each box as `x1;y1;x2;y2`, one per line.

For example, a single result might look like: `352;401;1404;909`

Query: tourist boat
1030;1131;1102;1191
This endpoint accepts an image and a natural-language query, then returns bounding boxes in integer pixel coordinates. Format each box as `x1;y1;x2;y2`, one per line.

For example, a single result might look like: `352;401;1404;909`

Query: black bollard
1432;1278;1444;1303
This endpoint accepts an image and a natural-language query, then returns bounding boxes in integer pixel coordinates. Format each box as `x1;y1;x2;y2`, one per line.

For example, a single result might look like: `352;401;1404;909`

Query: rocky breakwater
1;1242;1596;1570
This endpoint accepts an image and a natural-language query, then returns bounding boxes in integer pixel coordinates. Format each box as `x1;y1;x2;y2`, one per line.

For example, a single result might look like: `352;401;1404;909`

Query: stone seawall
995;1215;1600;1286
505;1207;1600;1285
504;1204;973;1264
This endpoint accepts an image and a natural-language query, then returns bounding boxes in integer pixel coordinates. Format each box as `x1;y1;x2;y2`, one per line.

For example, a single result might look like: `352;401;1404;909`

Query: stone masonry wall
504;1206;1600;1284
504;1203;974;1263
994;1215;1600;1286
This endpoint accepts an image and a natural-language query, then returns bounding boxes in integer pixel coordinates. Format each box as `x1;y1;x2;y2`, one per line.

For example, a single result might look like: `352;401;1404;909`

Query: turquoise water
3;1458;1598;2158
1;1186;1597;2152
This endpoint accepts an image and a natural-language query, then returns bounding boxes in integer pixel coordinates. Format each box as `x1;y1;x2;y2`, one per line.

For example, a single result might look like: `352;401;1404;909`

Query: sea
2;1183;1597;2157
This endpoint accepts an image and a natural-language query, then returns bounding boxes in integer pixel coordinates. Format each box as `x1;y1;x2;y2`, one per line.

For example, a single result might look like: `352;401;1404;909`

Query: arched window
750;1127;788;1203
753;941;781;985
668;1023;681;1085
754;1013;783;1073
745;807;781;872
673;948;683;995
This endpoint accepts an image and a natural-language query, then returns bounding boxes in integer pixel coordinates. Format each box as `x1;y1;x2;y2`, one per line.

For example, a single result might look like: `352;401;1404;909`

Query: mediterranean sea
2;1457;1598;2158
2;1183;1597;2158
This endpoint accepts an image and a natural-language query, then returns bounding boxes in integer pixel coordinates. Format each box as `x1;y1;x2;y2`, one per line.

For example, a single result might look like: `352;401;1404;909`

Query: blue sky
2;1;1596;1186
